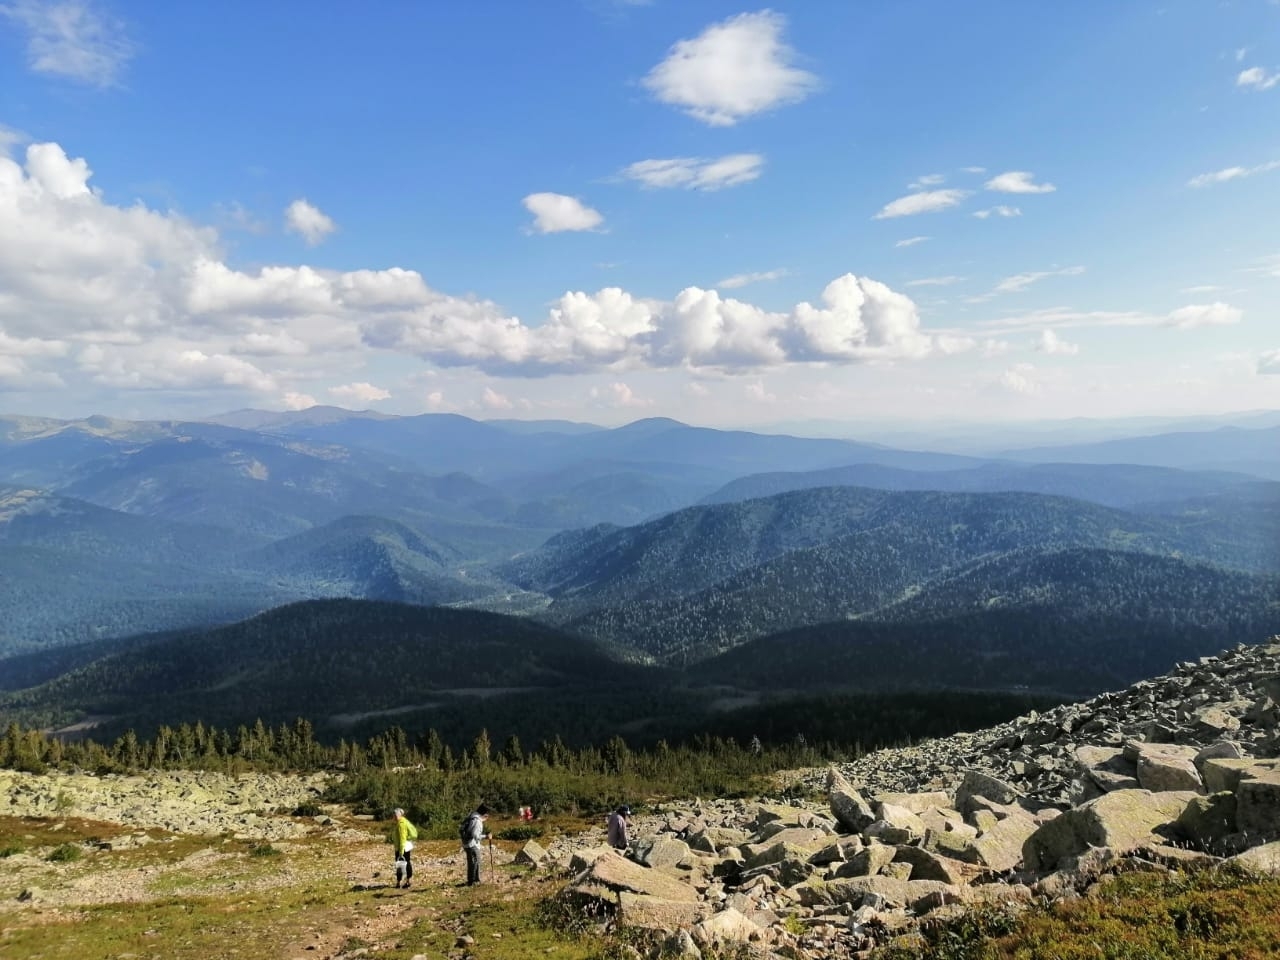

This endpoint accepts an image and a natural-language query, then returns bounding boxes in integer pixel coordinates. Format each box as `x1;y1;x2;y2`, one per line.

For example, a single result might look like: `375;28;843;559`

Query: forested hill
689;551;1280;694
497;486;1280;663
0;600;649;734
504;485;1278;612
562;544;1280;663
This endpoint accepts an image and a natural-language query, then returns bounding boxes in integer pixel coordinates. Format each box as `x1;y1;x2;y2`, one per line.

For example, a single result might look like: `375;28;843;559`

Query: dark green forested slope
564;545;1279;663
0;600;647;734
499;486;1278;662
504;487;1278;614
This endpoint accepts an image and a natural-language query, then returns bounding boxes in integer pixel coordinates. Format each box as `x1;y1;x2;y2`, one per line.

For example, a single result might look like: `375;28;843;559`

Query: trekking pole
487;836;496;882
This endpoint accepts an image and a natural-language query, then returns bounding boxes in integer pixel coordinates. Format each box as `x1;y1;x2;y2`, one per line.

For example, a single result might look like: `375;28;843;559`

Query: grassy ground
0;813;611;960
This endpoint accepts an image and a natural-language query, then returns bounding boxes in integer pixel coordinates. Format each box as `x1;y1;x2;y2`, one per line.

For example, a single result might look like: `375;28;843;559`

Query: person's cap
618;805;632;816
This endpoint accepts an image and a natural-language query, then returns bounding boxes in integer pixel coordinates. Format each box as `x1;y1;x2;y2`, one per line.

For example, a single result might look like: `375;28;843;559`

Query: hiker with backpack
392;807;418;888
607;804;631;853
460;803;490;885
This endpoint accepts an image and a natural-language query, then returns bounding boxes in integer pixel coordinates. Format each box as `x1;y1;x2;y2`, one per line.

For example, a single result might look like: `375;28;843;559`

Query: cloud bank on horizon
0;1;1276;425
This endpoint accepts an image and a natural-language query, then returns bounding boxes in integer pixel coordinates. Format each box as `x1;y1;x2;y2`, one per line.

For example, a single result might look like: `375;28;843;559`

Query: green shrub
497;824;544;842
248;843;281;858
0;843;22;858
292;801;322;817
47;843;82;863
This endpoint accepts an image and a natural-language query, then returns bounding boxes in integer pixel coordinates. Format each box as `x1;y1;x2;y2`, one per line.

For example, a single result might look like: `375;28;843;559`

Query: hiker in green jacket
392;808;418;888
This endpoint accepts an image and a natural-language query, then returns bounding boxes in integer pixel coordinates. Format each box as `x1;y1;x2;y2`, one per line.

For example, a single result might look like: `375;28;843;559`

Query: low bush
47;843;82;863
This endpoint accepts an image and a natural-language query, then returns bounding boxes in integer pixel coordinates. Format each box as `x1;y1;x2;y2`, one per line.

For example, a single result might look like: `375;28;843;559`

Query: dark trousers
401;849;413;881
466;844;482;884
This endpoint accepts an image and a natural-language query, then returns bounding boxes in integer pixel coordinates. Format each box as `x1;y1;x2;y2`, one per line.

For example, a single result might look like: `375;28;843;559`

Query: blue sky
0;0;1277;428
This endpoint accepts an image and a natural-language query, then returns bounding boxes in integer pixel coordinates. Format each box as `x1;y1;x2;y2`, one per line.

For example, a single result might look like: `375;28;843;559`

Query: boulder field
529;638;1280;957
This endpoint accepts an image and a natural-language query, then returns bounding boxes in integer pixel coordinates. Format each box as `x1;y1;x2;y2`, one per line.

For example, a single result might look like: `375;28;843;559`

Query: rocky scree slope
521;636;1280;958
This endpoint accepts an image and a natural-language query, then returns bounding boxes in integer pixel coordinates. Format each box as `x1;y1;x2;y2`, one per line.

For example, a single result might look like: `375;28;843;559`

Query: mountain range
1;407;1276;729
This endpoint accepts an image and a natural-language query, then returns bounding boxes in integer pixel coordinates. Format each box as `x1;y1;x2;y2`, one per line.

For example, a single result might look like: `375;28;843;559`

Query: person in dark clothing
607;804;631;851
461;803;490;885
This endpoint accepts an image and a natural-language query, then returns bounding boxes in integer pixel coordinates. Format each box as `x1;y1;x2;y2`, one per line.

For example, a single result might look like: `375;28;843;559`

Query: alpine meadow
1;3;1279;959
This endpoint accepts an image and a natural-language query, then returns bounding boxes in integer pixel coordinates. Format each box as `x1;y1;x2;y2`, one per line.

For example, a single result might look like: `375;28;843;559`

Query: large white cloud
0;136;964;402
642;11;818;126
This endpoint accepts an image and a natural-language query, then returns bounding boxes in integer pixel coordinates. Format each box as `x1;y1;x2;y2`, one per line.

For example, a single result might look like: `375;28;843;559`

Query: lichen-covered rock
827;768;876;834
1235;771;1280;844
1230;839;1280;877
571;850;698;902
1022;789;1197;871
513;839;549;866
617;892;707;931
1173;792;1238;852
691;907;761;946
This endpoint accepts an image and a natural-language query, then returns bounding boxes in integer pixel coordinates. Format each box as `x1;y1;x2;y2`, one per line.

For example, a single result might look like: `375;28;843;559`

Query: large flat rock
1022;789;1197;872
573;850;698;902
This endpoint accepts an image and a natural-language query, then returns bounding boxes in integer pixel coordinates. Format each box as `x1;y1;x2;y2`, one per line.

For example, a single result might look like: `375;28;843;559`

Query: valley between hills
2;408;1280;957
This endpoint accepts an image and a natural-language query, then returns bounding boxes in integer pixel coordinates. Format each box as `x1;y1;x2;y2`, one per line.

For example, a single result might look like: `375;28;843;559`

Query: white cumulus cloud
873;189;970;219
985;171;1056;194
1035;329;1079;355
328;381;390;403
1;0;135;87
620;153;764;190
0;135;970;404
281;391;317;410
522;192;604;233
642;10;818;126
284;199;337;246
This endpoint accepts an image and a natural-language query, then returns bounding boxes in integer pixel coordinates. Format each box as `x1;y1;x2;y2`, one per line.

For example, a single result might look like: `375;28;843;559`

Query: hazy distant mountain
274;414;990;480
482;418;603;435
997;424;1280;478
760;409;1280;456
203;406;397;431
701;461;1265;511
